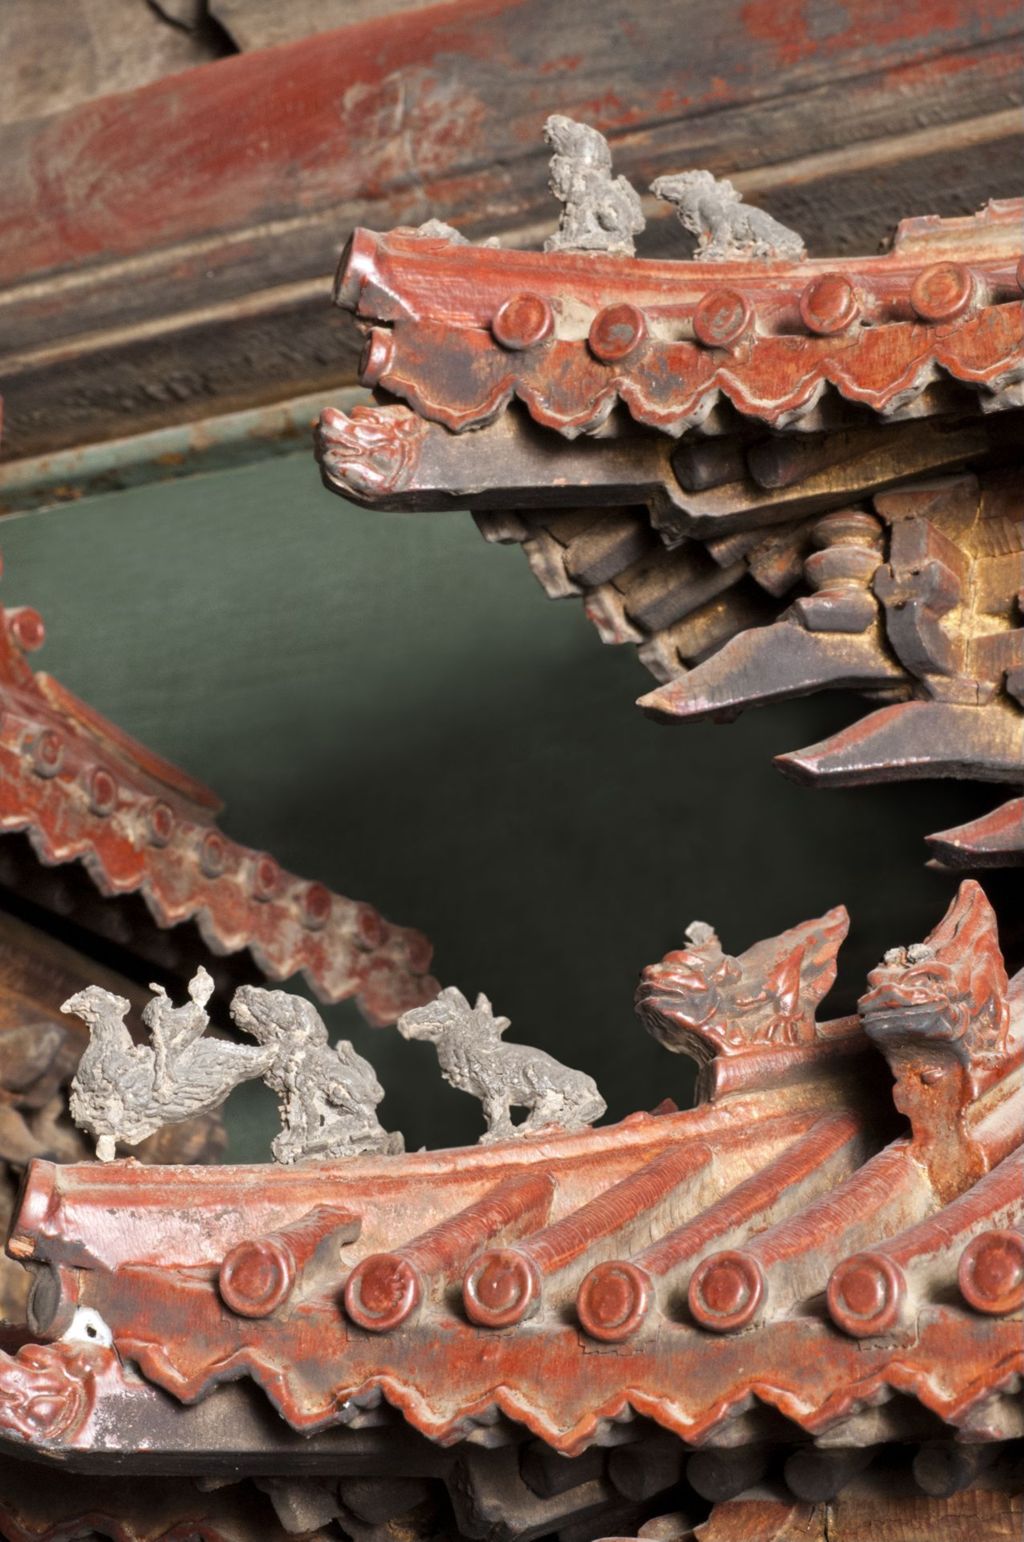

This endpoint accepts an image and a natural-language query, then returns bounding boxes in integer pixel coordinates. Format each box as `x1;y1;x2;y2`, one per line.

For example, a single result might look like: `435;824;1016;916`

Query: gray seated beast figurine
231;985;403;1163
544;114;645;257
651;169;806;262
397;986;606;1142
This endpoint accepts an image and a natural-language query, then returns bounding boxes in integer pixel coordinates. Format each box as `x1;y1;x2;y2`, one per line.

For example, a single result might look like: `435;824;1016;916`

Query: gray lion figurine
651;169;806;262
544;114;645;256
231;986;402;1163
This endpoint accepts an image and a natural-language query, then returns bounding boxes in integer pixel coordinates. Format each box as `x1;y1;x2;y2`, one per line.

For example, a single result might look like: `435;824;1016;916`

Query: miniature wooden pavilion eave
0;10;1022;1540
0;884;1020;1483
0;558;436;1024
318;198;1024;869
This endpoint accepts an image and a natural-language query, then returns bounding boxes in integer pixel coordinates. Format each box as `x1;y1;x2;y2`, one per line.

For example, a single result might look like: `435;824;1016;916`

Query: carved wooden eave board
0;560;435;1025
0;883;1020;1491
320;199;1024;869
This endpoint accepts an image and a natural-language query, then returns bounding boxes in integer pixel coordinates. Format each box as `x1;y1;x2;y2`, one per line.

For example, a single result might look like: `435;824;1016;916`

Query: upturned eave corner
0;882;1017;1487
316;127;1023;871
0;553;437;1025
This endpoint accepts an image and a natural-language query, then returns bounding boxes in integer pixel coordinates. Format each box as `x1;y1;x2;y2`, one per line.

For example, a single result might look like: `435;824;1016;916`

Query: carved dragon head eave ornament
317;122;1024;871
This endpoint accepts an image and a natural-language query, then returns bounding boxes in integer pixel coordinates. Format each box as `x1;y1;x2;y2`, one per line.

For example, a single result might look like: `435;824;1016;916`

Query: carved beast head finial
859;881;1013;1196
0;1341;103;1446
316;406;427;503
860;880;1010;1072
636;906;849;1065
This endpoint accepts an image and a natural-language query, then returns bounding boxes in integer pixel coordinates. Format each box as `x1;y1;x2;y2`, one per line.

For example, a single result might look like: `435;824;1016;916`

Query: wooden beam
0;388;369;517
1;0;1021;458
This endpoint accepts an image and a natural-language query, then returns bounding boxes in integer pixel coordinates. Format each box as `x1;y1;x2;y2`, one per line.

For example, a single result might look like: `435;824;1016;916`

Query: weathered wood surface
1;0;1022;458
0;0;224;127
695;1485;1024;1540
210;0;442;51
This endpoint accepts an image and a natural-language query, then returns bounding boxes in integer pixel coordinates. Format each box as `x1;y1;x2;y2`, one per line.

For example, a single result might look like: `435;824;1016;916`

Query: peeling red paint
4;0;1022;290
741;0;1022;70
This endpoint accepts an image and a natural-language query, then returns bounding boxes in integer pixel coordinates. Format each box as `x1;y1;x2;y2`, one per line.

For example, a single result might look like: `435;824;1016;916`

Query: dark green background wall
0;454;994;1156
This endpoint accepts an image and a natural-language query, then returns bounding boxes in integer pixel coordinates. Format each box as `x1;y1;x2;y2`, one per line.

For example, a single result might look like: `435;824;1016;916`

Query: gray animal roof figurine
544;114;645;257
63;968;272;1163
651;168;806;262
398;985;605;1143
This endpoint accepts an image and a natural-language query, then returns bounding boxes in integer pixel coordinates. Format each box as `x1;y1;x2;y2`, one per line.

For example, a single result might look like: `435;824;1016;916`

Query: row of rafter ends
342;220;1024;347
0;610;435;1023
314;1143;1024;1348
340;218;1024;438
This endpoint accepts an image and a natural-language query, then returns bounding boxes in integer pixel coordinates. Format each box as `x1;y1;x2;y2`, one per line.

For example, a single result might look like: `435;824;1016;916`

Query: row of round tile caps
18;732;354;930
320;1218;1024;1337
491;259;1024;357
